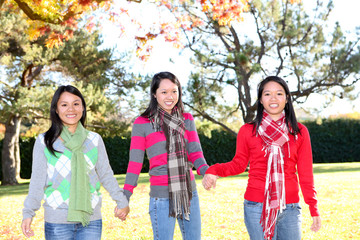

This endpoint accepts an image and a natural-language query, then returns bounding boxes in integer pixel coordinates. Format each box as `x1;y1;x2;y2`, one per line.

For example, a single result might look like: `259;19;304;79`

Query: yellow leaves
26;21;44;40
202;0;250;26
135;33;157;61
7;0;115;49
45;32;65;48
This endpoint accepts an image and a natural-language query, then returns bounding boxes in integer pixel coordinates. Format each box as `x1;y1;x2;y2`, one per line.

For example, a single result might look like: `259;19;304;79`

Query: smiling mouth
269;104;279;108
164;101;173;106
66;114;77;118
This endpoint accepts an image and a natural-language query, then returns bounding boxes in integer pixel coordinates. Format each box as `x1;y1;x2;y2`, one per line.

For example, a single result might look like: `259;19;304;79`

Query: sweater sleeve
123;118;146;202
206;125;249;177
95;134;128;209
22;136;47;220
297;124;320;217
184;113;209;176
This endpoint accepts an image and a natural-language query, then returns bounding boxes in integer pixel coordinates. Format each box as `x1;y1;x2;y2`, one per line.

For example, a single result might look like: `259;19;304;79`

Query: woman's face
154;79;179;114
260;81;288;121
56;92;84;133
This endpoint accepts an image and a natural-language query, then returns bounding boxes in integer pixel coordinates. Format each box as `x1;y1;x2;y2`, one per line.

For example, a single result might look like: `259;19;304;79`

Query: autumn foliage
3;0;113;48
128;0;250;60
3;0;252;59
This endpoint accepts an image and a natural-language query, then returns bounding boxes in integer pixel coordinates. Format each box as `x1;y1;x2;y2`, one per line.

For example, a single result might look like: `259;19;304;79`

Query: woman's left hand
310;216;321;232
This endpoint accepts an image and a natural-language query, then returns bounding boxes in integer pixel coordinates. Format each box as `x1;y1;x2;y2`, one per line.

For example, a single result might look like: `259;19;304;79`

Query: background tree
0;0;116;48
0;11;140;185
141;0;360;135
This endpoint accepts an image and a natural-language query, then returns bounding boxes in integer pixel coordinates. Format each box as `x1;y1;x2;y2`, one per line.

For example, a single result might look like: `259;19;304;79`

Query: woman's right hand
21;218;34;238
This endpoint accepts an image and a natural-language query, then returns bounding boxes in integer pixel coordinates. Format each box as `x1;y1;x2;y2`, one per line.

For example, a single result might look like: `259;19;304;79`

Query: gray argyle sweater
22;131;128;224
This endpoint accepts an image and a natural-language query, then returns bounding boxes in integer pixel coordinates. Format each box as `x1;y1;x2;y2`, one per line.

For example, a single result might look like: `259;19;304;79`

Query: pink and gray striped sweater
124;113;209;200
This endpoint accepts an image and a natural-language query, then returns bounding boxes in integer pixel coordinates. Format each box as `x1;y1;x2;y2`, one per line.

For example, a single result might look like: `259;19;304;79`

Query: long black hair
251;76;300;135
141;71;184;118
44;85;87;155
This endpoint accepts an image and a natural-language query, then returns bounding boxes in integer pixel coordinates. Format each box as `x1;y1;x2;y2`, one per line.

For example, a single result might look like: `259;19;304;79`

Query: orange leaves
202;0;250;26
45;33;63;48
45;29;73;48
128;0;250;61
7;0;114;48
135;33;157;61
79;0;93;6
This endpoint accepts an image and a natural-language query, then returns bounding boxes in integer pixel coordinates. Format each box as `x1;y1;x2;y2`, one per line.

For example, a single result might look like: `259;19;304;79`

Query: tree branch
13;0;80;24
184;102;237;136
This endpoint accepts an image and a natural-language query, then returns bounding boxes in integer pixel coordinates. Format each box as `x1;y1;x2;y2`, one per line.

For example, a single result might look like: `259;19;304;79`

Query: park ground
0;162;359;240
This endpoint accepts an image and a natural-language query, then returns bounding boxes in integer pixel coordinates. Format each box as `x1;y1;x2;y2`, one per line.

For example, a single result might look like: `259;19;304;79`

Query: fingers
310;216;321;232
21;218;34;238
202;174;218;190
114;206;130;221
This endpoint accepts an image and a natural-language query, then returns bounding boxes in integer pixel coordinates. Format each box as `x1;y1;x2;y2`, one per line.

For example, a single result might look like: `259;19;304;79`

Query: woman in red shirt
203;76;321;240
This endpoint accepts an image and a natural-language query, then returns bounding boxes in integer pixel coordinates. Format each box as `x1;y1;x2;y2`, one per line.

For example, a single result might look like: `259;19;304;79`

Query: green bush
102;135;149;174
304;119;360;163
199;130;236;165
1;118;360;180
19;137;36;179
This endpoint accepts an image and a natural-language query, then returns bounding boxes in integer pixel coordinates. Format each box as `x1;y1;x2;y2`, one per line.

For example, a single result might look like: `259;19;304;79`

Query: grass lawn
0;162;359;240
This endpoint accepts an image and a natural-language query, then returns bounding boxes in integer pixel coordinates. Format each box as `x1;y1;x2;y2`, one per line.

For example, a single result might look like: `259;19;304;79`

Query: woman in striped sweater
124;72;209;240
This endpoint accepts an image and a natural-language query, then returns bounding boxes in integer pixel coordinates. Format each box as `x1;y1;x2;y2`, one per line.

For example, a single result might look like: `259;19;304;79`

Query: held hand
21;218;34;238
114;206;130;221
310;216;321;232
202;174;218;190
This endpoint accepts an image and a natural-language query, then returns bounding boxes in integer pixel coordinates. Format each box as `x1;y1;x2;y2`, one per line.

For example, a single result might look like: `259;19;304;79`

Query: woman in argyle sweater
21;85;129;239
123;72;209;240
203;76;321;240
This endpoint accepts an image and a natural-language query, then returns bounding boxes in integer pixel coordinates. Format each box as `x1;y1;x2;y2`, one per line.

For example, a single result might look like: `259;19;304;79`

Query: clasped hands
114;206;130;221
202;174;219;190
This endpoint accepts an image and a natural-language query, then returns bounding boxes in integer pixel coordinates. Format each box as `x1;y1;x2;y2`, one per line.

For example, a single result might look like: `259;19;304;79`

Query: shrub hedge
0;119;359;179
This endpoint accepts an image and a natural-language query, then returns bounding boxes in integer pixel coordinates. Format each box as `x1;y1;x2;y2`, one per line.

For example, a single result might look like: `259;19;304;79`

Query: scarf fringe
169;190;191;220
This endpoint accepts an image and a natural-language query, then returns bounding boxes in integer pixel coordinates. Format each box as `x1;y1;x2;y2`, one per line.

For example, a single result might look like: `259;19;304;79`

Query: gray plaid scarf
151;106;192;220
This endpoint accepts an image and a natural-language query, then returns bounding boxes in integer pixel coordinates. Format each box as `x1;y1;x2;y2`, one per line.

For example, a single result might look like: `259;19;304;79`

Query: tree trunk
1;114;21;185
244;110;255;124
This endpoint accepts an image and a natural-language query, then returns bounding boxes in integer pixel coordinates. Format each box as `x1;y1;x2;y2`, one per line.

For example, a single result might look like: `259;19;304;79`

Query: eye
173;90;178;94
74;103;80;106
61;104;67;107
162;91;167;94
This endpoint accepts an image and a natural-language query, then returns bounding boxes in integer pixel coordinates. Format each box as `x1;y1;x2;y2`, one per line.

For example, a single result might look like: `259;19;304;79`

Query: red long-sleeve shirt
206;123;320;216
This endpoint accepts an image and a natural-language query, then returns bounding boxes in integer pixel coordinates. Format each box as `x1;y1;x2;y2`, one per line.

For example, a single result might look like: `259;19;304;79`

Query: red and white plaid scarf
258;111;289;240
151;106;192;220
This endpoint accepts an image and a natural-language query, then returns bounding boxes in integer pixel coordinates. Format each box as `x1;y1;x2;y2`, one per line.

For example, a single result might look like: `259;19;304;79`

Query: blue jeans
149;190;201;240
44;219;102;240
244;200;302;240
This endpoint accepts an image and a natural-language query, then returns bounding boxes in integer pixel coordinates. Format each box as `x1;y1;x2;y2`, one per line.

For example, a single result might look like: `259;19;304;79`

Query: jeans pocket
244;200;261;207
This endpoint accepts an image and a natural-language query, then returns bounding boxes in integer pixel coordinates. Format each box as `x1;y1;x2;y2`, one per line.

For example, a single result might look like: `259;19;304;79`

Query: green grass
1;162;359;239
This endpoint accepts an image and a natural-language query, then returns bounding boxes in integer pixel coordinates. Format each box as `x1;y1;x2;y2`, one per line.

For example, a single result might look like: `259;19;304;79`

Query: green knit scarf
61;122;93;226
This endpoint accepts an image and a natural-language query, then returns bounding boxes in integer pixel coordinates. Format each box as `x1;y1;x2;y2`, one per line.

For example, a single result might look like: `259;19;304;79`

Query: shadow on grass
313;163;360;174
2;163;358;197
0;182;30;197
